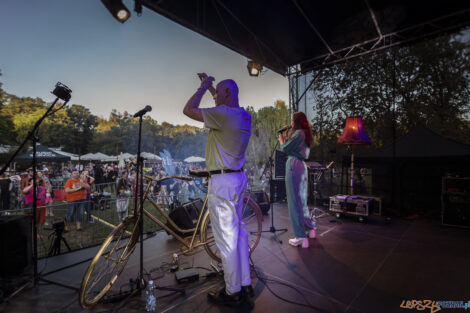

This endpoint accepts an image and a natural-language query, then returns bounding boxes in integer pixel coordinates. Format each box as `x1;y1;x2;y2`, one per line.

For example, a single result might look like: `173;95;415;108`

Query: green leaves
307;33;470;162
246;100;289;168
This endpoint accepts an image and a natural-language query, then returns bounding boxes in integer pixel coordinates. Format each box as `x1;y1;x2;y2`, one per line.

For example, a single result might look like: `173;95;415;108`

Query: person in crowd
63;167;71;180
168;179;181;205
105;166;117;193
183;73;253;306
157;170;169;205
0;172;12;211
278;112;315;248
64;169;89;231
81;170;95;223
23;176;48;237
128;168;136;185
94;163;104;192
116;170;131;222
40;168;54;217
20;168;33;195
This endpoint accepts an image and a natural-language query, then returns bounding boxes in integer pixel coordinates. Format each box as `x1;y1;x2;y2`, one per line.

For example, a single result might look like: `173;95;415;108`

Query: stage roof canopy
143;0;470;74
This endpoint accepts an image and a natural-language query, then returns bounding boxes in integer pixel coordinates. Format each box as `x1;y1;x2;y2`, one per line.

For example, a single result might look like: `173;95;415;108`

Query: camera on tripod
48;220;71;256
52;220;65;233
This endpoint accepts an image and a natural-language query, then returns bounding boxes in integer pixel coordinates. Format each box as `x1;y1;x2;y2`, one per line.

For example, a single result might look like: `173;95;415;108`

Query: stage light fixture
247;60;263;77
101;0;131;23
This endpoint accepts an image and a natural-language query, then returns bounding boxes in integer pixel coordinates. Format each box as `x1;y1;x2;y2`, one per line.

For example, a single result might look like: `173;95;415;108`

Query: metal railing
0;189;207;259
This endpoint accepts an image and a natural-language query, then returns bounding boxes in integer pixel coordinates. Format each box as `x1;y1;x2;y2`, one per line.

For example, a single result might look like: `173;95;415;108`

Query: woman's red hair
292;112;313;147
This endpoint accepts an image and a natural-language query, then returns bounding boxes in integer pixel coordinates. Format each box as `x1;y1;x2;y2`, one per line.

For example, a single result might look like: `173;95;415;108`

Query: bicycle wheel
201;195;262;263
79;216;140;308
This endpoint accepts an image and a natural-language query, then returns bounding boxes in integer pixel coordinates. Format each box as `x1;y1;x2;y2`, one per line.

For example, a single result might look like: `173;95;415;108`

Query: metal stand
47;227;71;256
133;110;184;296
257;141;287;244
0;83;79;294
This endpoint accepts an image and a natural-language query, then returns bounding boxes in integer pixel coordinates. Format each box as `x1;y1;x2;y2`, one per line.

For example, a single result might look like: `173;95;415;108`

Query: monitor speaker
249;191;270;215
165;198;203;237
0;215;32;278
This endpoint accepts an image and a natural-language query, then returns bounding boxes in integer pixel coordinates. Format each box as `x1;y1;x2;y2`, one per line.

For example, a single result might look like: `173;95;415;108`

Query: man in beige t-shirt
183;73;253;307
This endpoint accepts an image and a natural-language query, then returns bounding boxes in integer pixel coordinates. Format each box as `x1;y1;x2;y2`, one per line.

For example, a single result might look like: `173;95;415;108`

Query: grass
36;199;172;259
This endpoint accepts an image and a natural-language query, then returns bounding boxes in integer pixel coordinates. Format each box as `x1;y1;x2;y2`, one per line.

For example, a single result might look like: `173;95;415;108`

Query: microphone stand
0;82;75;293
256;140;288;244
133;111;184;296
134;114;144;289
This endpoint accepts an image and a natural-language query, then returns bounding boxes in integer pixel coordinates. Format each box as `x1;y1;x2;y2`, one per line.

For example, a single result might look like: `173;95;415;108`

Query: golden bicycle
79;170;263;308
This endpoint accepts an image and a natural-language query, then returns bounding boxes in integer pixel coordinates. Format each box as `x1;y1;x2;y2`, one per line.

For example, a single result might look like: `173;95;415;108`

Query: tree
307;33;470;162
0;71;16;144
2;94;70;146
62;104;97;154
245;100;289;168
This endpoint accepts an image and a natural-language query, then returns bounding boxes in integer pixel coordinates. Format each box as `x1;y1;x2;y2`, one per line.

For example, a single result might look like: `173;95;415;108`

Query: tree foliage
307;33;470;162
245;100;289;167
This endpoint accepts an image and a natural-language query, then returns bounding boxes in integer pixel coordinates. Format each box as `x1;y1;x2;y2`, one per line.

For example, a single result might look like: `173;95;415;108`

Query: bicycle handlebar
143;175;193;183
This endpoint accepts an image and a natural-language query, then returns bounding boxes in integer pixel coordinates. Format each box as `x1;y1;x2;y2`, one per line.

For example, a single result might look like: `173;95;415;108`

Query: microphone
277;125;291;133
133;105;152;118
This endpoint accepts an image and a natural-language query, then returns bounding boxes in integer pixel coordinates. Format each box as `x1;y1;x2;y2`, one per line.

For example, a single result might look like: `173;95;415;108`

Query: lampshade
337;116;371;145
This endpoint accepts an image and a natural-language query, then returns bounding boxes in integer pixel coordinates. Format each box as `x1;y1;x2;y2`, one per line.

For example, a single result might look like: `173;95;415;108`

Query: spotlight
101;0;131;23
247;60;263;77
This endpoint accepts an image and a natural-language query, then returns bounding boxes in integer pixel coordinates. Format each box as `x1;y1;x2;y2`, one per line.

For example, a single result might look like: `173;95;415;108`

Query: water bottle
312;215;317;231
145;280;157;312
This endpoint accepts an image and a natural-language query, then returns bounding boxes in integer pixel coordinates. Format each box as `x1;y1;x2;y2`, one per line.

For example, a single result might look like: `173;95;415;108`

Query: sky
0;0;289;127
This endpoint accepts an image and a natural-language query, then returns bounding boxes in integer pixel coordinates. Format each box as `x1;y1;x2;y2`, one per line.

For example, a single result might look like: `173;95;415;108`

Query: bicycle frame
134;174;215;252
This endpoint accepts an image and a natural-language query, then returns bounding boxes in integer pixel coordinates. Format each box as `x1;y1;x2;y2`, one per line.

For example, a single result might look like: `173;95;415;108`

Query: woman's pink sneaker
306;229;316;238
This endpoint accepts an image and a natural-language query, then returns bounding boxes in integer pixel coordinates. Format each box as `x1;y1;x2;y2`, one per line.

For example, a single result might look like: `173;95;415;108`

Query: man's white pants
207;172;251;294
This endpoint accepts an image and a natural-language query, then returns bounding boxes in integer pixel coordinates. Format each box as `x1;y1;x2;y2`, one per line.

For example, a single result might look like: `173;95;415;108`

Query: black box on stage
249;190;270;215
165;198;203;237
0;215;32;277
442;194;470;228
270;179;286;202
274;150;287;179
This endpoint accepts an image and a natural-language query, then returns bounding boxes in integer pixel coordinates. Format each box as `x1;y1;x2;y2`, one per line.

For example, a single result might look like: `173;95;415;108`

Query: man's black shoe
207;287;242;307
241;285;254;298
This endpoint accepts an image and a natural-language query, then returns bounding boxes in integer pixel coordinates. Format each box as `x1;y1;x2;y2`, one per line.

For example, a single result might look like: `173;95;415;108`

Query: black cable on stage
249;255;329;312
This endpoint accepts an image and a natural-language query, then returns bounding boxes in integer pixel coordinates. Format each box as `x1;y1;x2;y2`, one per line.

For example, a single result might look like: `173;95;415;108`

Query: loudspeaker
0;215;32;277
165;198;203;237
442;197;470;228
249;191;270;215
270;179;286;202
274;150;287;179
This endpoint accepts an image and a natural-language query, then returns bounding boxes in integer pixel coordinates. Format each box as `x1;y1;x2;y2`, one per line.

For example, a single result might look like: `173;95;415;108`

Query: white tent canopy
80;153;97;160
121;152;135;160
184;156;205;163
50;148;80;161
80;152;112;161
141;152;162;160
103;155;118;162
94;152;111;160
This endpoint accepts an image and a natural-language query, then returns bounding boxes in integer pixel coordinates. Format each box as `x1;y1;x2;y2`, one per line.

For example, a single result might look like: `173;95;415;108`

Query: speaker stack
0;215;33;299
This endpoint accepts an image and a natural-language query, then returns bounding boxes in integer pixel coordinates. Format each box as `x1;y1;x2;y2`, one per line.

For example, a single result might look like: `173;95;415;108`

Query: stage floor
2;202;469;313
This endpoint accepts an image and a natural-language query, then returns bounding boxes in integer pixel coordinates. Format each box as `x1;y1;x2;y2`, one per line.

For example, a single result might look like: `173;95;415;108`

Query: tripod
257;141;287;244
48;226;71;256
